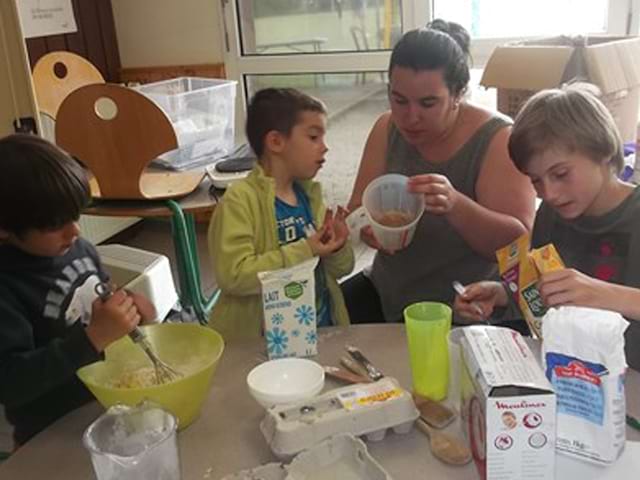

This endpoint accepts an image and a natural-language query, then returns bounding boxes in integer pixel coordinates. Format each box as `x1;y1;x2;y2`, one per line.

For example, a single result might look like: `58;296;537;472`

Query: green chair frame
166;200;219;324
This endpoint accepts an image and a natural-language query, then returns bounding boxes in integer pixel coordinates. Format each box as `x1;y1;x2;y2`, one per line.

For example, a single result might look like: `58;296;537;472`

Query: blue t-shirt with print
275;183;332;327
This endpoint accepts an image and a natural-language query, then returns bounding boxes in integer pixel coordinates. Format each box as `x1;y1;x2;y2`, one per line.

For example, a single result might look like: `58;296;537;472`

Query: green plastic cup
404;302;452;400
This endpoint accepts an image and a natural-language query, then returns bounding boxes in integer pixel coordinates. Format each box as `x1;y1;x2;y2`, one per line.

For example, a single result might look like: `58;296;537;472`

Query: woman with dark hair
344;20;536;324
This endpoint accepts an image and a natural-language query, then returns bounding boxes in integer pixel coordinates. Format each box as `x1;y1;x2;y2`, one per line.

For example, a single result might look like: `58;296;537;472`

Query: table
85;176;219;323
1;325;638;479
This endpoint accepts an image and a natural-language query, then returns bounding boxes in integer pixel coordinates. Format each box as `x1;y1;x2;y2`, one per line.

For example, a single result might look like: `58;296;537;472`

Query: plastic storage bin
134;77;237;168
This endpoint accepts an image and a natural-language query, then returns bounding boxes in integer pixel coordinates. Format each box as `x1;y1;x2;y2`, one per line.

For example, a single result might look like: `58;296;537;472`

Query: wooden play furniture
55;83;215;322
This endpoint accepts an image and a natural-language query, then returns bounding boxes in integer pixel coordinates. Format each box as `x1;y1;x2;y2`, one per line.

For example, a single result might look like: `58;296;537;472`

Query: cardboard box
259;258;319;359
481;35;640;142
460;326;556;480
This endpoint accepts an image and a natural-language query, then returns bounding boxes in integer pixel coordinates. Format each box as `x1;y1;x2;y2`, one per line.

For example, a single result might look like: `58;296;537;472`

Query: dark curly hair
389;19;471;97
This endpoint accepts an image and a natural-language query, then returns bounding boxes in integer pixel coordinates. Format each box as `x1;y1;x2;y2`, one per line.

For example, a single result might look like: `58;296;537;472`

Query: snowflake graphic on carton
295;305;315;326
265;327;289;357
258;258;319;359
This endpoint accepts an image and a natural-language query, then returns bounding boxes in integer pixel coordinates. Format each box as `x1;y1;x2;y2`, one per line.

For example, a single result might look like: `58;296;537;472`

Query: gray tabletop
1;324;638;479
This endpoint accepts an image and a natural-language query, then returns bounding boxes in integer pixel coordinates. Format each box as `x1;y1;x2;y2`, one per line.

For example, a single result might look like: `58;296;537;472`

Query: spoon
323;365;371;384
452;281;489;324
416;418;472;466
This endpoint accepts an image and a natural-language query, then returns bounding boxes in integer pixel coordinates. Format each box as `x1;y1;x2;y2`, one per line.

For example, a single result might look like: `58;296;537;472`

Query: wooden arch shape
32;51;105;119
55;83;203;200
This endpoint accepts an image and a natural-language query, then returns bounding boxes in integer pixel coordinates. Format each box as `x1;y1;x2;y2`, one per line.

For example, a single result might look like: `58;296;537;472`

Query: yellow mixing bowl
77;323;224;429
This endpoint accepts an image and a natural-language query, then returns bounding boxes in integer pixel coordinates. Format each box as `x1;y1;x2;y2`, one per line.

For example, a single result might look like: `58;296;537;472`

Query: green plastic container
404;302;451;401
77;323;224;429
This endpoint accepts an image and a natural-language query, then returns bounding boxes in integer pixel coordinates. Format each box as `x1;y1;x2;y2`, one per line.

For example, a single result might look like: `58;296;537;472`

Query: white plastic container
362;174;424;251
134;77;237;168
83;403;180;480
96;244;178;322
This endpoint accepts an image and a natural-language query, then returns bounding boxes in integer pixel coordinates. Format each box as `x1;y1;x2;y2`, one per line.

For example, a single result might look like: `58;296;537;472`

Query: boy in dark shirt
0;134;153;446
454;84;640;371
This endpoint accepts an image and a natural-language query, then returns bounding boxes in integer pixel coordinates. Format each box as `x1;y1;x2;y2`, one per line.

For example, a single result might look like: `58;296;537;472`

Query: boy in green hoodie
208;88;354;339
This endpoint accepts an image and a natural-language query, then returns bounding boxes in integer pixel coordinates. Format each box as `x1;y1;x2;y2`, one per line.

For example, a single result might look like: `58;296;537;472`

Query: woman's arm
444;126;535;257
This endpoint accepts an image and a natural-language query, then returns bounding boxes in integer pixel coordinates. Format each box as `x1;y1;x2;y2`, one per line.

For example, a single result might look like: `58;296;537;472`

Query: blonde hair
508;83;624;174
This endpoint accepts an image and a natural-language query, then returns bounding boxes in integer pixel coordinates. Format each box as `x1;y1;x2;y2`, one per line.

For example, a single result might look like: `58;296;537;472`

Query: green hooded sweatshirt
208;165;354;340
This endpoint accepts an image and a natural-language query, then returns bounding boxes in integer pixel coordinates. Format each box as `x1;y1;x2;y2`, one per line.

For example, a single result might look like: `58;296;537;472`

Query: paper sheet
17;0;77;39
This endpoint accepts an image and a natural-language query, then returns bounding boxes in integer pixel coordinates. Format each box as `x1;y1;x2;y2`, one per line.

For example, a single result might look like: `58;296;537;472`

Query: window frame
221;0;639;131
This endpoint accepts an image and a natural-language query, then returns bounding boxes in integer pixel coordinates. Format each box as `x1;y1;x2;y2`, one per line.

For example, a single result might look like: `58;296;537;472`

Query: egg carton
260;377;419;459
221;434;392;480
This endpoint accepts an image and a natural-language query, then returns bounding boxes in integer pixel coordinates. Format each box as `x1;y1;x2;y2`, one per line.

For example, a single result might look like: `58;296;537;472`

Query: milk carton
460;326;556;480
258;258;319;359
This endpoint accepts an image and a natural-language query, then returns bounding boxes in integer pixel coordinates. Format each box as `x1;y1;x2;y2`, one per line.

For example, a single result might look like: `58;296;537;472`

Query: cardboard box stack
481;35;640;142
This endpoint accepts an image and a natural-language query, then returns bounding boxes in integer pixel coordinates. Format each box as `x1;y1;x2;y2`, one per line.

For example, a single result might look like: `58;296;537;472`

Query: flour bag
542;306;629;464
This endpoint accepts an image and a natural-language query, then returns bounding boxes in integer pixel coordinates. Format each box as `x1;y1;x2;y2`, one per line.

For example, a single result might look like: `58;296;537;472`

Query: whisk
94;282;182;384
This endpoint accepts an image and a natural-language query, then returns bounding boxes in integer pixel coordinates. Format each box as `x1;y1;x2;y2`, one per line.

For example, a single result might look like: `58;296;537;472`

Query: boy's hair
389;19;471;97
0;134;90;236
245;88;326;158
509;83;624;174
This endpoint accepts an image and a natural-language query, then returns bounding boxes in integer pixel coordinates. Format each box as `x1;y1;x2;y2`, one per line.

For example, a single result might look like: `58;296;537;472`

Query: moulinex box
460;326;556;480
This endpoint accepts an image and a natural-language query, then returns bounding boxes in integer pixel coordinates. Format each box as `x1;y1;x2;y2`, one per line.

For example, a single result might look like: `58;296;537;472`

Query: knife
340;355;371;379
346;345;384;381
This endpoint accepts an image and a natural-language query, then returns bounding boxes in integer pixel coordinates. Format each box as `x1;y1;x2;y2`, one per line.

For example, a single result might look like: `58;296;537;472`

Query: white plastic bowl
247;358;325;408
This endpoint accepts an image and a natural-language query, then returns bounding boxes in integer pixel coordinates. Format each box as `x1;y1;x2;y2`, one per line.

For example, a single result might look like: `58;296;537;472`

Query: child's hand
308;207;350;257
86;289;141;352
307;224;346;257
331;206;350;246
538;268;610;309
453;281;507;322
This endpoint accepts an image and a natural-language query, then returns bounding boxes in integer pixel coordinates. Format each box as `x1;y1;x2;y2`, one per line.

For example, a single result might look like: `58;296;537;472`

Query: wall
25;0;121;82
111;0;224;68
0;0;39;136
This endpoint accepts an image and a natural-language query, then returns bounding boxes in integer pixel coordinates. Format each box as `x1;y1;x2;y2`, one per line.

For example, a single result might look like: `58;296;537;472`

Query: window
434;0;610;38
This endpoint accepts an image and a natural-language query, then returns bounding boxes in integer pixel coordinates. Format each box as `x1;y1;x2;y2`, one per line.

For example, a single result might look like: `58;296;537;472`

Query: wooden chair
55;83;214;323
33;51;105;119
55;83;203;200
32;51;105;141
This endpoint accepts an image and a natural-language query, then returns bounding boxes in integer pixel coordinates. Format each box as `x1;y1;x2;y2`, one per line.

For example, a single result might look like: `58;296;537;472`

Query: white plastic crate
134;77;237;168
96;244;178;322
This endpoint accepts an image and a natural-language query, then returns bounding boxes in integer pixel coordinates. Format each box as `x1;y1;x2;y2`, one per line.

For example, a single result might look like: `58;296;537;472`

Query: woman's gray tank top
369;116;511;322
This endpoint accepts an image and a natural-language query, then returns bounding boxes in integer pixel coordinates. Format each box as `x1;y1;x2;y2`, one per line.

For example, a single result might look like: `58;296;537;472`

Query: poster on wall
17;0;77;39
